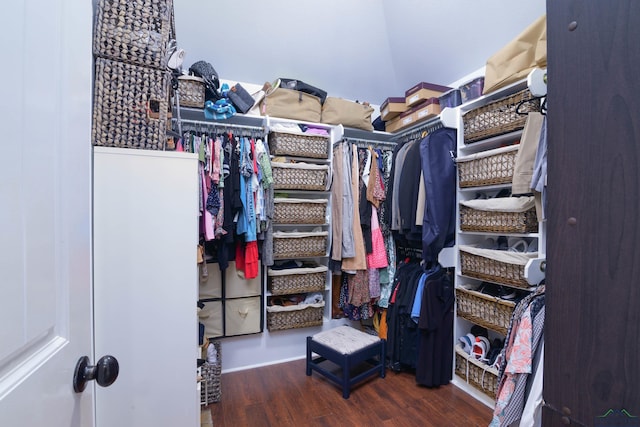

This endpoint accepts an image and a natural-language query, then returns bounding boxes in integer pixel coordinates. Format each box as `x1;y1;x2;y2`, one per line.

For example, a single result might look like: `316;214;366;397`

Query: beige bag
321;97;374;131
483;14;547;95
260;86;322;123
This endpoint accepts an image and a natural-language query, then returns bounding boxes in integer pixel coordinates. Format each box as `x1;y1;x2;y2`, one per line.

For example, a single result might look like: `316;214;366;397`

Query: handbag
228;84;255;114
321;97;374;131
279;78;327;104
189;60;222;101
260;86;322;123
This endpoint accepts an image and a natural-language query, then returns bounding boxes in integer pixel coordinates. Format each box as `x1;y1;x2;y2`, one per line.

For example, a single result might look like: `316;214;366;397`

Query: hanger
516;96;547;116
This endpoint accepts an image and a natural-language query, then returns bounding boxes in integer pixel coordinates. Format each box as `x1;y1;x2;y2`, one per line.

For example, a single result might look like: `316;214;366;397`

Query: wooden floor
208;358;492;427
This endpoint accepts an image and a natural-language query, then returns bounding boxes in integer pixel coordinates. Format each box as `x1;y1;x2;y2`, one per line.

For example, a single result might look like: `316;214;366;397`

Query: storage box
385;109;416;133
455;287;516;335
272;162;330;191
225;296;261;336
92;57;170;150
93;0;175;70
439;89;462;108
459;245;537;289
273;231;328;259
454;344;498;399
269;132;330;159
268;265;328;295
412;98;441;123
200;301;223;338
225;262;261;298
266;302;325;331
273;198;328;224
380;97;407;121
457;145;519;188
177;76;205;108
460;77;485;103
405;82;452;108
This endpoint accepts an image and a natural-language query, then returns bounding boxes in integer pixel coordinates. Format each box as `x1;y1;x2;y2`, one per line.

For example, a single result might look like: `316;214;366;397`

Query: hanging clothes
341;144;367;271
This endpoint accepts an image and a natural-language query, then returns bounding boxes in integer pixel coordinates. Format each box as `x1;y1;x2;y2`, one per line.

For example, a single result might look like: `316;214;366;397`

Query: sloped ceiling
174;0;545;106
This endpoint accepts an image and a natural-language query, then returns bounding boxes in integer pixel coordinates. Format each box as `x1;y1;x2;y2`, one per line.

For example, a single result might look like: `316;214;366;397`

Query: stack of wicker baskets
200;340;221;405
454;344;499;399
92;0;176;150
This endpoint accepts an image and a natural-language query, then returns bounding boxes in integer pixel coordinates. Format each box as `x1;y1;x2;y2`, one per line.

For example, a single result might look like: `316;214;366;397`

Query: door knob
73;355;119;393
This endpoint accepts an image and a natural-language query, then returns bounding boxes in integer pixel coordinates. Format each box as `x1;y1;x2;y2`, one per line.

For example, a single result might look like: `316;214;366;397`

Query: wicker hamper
266;302;325;331
272;231;328;259
200;340;221;404
272;162;329;191
459;196;538;234
273;198;328;224
270;132;330;159
92;57;170;150
457;145;519;188
454;344;499;399
459;245;536;289
93;0;175;70
268;265;328;295
463;88;540;143
178;76;206;108
456;287;516;335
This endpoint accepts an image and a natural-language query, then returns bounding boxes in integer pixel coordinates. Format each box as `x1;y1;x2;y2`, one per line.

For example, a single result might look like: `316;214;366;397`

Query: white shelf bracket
525;257;546;285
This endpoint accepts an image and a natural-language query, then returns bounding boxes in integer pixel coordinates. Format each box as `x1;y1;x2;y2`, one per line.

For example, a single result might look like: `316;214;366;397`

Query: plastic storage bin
459;77;485;103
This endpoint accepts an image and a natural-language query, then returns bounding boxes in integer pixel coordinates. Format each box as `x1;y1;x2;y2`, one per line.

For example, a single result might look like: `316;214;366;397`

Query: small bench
306;326;386;399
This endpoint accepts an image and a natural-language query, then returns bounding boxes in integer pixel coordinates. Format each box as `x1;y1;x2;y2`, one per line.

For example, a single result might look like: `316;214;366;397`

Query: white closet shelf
458;230;540;238
459;130;523;154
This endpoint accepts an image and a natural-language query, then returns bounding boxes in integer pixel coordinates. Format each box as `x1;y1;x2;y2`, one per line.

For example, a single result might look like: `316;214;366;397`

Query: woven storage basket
459;245;535;289
273;231;328;259
178;76;206;108
454;344;498;399
266;302;325;331
459;196;538;234
458;145;519;188
456;287;515;335
93;0;175;70
268;265;327;295
270;132;330;159
200;340;221;404
463;88;540;143
272;162;329;191
273;198;328;224
92;57;170;150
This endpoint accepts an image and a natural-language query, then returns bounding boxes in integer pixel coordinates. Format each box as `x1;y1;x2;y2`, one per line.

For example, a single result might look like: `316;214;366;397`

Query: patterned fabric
368;267;381;299
348;270;370;307
366;207;388;269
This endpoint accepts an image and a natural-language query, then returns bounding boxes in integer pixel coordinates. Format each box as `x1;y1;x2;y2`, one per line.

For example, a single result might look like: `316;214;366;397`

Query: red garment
244;241;259;279
235;242;245;274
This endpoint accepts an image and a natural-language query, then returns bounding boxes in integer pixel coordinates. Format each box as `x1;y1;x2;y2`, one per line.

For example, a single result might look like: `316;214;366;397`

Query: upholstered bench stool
306;325;386;399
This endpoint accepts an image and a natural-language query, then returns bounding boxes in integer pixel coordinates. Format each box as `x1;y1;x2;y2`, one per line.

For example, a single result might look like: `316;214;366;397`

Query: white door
0;0;95;426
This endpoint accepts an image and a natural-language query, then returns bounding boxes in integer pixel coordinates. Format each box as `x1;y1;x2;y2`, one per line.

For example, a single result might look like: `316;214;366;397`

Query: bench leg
342;354;350;399
306;337;312;376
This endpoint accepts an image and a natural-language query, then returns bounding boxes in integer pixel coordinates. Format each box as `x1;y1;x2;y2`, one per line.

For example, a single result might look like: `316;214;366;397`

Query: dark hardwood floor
208;358;492;426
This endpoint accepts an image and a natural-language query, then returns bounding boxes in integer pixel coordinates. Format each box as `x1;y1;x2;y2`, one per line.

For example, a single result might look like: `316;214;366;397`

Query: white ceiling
174;0;546;106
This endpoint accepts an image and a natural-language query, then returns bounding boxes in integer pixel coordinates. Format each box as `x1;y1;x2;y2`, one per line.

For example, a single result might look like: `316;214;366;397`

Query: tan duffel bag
260;86;322;123
321;97;374;131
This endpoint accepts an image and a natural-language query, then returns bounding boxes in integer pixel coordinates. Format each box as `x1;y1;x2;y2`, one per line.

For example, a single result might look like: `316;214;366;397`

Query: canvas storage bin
199;264;222;299
93;0;175;70
260;87;322;123
266;302;325;331
321;97;374;131
457;145;519;188
92;57;170;150
454;344;499;399
456;287;516;335
178;76;206;108
463;88;540;144
273;198;328;225
199;340;221;404
267;265;328;296
224;261;261;298
273;231;328;259
272;162;329;191
459;245;537;289
225;296;261;336
459;196;538;234
200;300;223;339
269;132;330;159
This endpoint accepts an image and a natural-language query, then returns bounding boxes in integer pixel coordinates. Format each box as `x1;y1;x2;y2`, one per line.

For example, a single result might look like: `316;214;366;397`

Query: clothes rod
177;118;264;132
342;137;396;148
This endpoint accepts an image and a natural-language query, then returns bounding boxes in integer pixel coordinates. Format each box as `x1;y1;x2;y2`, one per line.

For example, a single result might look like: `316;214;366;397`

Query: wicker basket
93;0;175;70
273;231;328;259
92;57;170;150
270;132;330;159
178;76;206;108
454;344;498;399
273;198;328;224
459;245;535;289
266;302;325;331
460;205;538;234
272;162;329;191
463;88;540;143
200;340;221;404
457;145;519;188
268;265;327;295
456;287;515;335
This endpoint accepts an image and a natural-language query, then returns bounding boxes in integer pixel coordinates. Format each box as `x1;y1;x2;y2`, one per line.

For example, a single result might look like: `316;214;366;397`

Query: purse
228;84;255;114
260;86;322;123
321;97;374;131
279;78;328;104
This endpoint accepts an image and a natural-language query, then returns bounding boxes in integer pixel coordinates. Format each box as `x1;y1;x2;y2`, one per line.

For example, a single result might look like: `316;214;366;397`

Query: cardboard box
386;109;417;133
412;98;441;123
380;97;407;121
405;82;452;108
